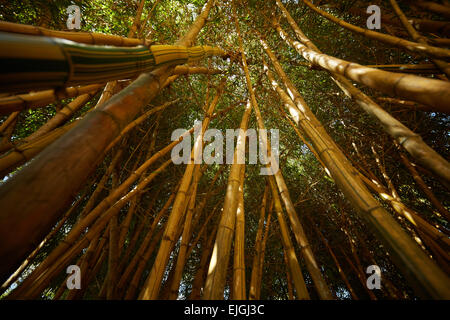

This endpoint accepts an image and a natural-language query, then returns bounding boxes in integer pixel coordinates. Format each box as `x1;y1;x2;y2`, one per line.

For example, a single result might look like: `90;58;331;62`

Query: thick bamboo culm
262;45;450;298
2;0;450;302
0;0;218;284
0;32;225;93
363;64;439;74
270;22;450;114
272;0;450;185
202;100;252;299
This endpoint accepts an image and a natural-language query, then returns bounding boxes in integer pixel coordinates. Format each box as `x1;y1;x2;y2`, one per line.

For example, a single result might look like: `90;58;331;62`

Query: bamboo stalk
232;165;247;300
389;0;450;78
26;90;100;141
9;158;173;299
305;213;359;300
139;78;226;300
168;168;203;299
270;20;450;114
239;19;332;298
249;185;268;300
414;1;450;19
0;21;150;47
272;1;450;188
0;84;104;116
0;0;219;285
202;93;252;299
267;175;310;299
300;0;450;59
398;150;450;221
263;52;450;298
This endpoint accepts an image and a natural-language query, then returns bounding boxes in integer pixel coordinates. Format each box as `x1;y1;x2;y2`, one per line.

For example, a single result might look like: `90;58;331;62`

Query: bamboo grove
0;0;449;300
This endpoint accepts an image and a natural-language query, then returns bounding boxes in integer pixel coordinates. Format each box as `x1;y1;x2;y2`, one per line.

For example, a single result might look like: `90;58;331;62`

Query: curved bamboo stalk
300;0;450;59
0;32;225;93
0;84;104;116
0;0;217;284
0;21;150;46
272;2;450;183
389;0;450;78
264;57;450;298
414;1;450;19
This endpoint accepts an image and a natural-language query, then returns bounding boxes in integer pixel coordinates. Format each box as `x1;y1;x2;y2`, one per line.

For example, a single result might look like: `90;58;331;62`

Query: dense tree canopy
0;0;449;300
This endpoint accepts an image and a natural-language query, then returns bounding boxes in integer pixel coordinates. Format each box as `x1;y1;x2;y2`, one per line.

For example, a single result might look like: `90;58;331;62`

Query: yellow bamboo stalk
264;61;450;298
249;185;268;300
168;168;204;299
270;19;450;114
300;0;450;59
236;14;332;298
122;186;180;299
389;0;450;78
0;84;104;115
139;78;226;300
202;96;252;299
0;21;149;46
10;158;173;299
267;175;310;300
398;150;450;221
0;0;219;284
26;90;100;141
232;165;246;300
